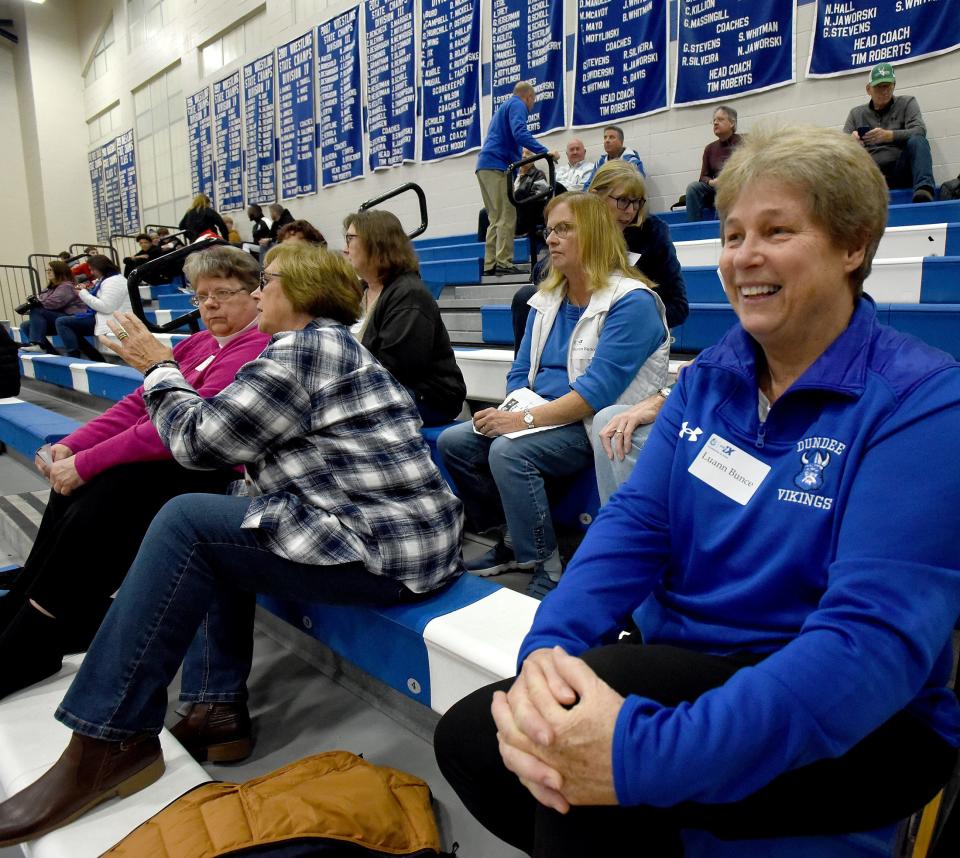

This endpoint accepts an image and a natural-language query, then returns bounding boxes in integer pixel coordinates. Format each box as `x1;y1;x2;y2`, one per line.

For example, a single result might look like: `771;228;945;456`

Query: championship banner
186;87;215;204
807;0;960;78
101;137;123;239
88;149;107;242
420;0;482;162
365;0;417;169
572;0;668;128
243;53;276;205
674;0;795;107
213;71;244;211
318;7;364;185
116;130;140;234
490;0;565;135
278;31;318;199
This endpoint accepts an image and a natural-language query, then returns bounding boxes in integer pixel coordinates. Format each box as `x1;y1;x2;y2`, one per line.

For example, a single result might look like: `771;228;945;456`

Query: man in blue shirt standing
477;82;556;276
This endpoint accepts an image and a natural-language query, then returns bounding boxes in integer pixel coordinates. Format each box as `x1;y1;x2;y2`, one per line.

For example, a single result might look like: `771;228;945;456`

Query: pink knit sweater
62;326;270;481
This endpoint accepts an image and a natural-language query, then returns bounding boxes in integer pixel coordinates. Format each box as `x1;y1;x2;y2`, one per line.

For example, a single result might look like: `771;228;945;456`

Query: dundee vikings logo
794;451;830;492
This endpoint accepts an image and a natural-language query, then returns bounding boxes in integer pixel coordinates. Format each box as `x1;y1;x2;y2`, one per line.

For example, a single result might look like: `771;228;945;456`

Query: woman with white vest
76;255;133;345
438;192;669;598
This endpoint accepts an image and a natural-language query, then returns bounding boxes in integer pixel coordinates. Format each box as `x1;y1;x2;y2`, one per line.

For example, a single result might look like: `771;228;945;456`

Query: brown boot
170;702;252;763
0;732;164;847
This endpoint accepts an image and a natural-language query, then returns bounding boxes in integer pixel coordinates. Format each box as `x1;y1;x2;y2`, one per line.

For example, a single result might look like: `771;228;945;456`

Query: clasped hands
492;646;623;813
35;443;84;496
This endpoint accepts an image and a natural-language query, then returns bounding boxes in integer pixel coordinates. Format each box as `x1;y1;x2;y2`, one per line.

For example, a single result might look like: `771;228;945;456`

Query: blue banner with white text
491;0;565;135
365;0;417;169
675;0;795;107
572;0;668;128
116;130;140;234
421;0;482;162
243;53;276;205
214;71;244;211
807;0;960;78
318;7;364;185
88;149;107;242
278;31;317;199
186;88;215;205
101;138;123;239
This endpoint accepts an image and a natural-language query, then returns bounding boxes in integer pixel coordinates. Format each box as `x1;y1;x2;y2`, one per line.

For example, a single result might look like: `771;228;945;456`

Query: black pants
511;284;537;355
434;643;956;857
17;459;236;650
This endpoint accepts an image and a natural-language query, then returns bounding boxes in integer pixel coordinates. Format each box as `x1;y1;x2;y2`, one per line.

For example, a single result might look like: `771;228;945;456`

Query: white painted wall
0;45;34;268
7;0;960;254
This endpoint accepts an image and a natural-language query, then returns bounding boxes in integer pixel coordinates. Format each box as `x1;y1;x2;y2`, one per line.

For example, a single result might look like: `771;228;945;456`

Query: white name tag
194;355;215;372
688;433;770;505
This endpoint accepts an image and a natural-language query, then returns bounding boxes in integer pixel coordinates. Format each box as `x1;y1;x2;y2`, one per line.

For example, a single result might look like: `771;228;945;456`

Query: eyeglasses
258;271;283;291
543;222;576;240
609;195;645;211
344;233;359;246
189;287;248;307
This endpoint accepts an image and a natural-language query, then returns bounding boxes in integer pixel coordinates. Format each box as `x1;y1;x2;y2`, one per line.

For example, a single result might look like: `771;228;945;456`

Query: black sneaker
495;264;523;276
525;566;561;600
465;541;535;577
483;266;497;276
912;187;934;203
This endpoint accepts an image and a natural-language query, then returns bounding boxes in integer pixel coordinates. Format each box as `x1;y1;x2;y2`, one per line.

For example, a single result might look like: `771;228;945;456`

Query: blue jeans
880;135;935;193
54;313;98;358
20;308;64;350
685;181;715;222
55;494;418;741
589;404;654;505
437;419;593;565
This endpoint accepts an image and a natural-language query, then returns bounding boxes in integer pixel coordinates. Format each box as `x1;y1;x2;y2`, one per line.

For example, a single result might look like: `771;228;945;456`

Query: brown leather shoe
170;702;252;763
0;732;164;847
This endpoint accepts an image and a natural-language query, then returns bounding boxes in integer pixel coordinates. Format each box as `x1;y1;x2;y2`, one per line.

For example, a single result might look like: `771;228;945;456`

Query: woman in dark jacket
247;204;272;245
268;204;295;241
343;210;466;425
179;194;229;241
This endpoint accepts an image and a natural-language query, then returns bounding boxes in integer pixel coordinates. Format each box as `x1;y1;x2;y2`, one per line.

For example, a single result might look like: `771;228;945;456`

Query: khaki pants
476;169;517;269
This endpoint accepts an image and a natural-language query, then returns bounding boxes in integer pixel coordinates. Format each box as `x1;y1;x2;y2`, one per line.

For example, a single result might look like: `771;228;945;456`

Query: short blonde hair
188;194;211;211
715;125;888;292
539;192;639;294
263;244;361;325
588;160;648;227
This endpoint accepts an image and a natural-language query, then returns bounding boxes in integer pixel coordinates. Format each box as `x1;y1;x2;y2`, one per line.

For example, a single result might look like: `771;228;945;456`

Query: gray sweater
843;94;927;168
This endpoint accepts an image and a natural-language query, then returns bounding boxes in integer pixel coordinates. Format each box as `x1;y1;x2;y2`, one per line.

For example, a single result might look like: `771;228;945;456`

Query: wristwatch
657;387;672;400
522;409;536;429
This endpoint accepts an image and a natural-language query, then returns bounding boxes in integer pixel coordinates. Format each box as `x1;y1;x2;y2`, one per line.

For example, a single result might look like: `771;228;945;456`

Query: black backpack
940;175;960;201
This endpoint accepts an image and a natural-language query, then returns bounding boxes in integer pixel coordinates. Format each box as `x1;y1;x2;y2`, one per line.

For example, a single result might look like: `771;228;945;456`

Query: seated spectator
57;251;71;263
439;193;669;599
155;227;183;251
343;209;466;425
268;203;295;242
54;288;101;362
222;215;242;244
19;261;86;354
555;138;594;192
512;159;688;348
179;193;229;241
123;233;163;277
514;149;551;239
277;219;327;246
434;125;960;856
72;254;133;347
686;105;742;222
0;246;270;700
247;204;272;246
70;248;96;282
843;62;935;203
584;125;644;186
0;245;463;844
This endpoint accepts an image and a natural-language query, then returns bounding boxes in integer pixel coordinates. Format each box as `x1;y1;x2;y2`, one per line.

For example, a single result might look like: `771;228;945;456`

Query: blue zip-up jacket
520;298;960;807
476;96;547;172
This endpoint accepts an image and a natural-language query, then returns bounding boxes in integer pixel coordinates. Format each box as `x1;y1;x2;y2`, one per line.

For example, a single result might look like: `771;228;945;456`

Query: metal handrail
125;238;224;334
358;183;429;239
26;253;61;285
506;152;557;270
69;243;119;266
0;264;41;327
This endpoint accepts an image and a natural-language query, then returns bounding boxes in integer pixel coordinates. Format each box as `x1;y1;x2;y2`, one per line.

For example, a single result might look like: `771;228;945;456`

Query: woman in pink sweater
0;245;270;700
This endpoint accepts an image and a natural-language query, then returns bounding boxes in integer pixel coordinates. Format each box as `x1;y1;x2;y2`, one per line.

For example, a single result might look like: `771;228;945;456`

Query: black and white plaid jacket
144;318;463;593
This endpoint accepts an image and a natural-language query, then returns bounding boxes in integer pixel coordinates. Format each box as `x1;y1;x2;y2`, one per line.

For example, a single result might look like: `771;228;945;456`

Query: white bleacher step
449;331;486;346
444;283;525;301
480;272;530;285
0;654;211;858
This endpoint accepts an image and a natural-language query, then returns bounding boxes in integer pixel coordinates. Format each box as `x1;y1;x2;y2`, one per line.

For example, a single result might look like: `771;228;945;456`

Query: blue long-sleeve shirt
506;289;664;408
519;298;960;807
476;96;547;172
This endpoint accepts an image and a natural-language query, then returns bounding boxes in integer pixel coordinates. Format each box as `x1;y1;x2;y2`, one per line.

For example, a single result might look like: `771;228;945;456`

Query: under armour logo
679;422;703;442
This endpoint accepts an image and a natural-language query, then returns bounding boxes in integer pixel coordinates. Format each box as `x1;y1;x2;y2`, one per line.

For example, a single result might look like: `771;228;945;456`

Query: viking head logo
794;451;830;492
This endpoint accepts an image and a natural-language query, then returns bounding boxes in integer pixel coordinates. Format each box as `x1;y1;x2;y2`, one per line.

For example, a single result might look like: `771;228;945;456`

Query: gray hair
714;105;737;129
182;245;260;293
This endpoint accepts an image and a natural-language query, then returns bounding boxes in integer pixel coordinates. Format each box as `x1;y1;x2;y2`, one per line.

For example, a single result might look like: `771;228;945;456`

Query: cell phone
36;446;52;466
857;126;871;139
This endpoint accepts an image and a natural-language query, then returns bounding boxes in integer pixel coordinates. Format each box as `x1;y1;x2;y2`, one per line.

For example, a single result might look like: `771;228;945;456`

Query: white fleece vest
526;273;670;432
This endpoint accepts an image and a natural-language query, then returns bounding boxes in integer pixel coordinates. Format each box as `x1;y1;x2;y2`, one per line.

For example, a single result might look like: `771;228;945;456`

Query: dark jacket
251;218;272;243
179;207;229;241
361;272;466;419
624;215;689;329
0;325;20;398
269;209;295;240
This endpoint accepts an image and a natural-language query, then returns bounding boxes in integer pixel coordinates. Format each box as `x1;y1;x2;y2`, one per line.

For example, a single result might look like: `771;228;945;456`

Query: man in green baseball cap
842;62;935;203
